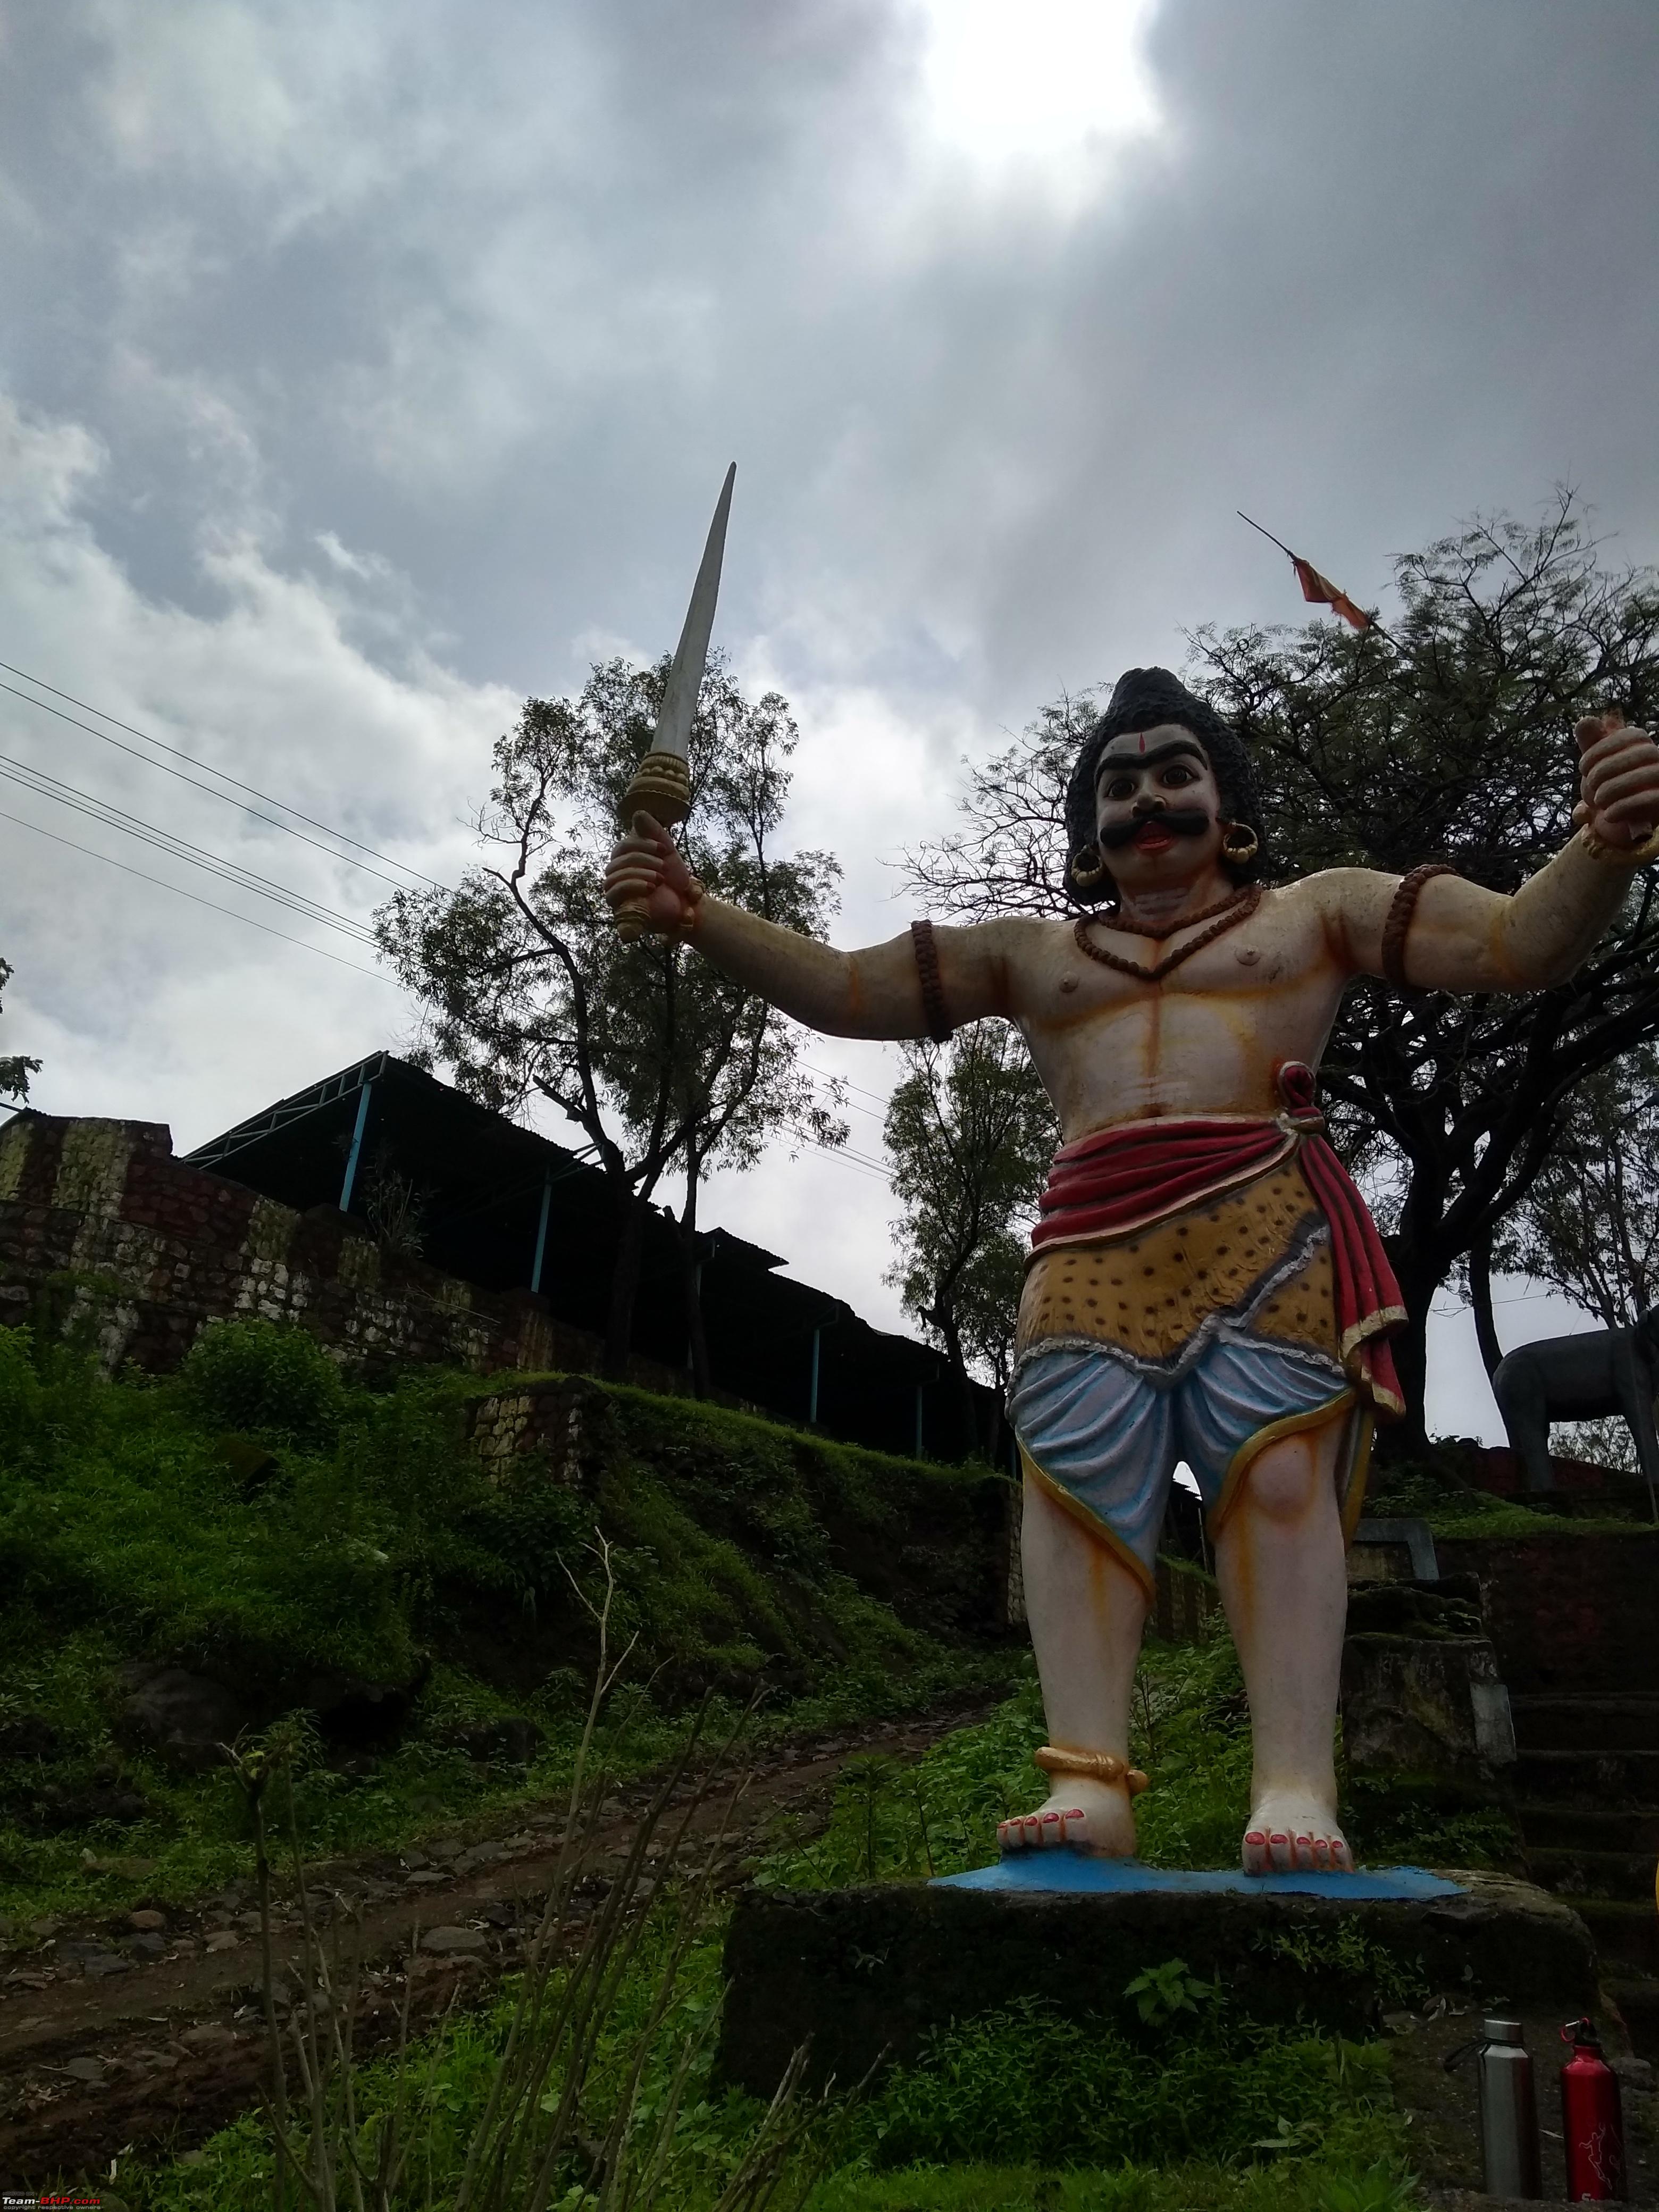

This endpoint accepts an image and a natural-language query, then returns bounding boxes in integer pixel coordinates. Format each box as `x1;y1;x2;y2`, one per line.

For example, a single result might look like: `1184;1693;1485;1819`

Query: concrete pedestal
717;1865;1597;2098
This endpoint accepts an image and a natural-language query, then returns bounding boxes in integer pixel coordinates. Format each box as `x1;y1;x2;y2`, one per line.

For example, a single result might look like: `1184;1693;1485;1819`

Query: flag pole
1236;511;1298;562
1235;511;1395;645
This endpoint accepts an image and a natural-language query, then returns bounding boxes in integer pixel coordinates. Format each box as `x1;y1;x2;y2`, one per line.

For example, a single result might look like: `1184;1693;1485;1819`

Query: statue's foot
998;1779;1137;1859
1241;1792;1353;1875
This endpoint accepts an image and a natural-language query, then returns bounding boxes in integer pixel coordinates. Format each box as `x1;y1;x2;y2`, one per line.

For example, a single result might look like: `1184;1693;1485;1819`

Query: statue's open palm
1576;709;1659;850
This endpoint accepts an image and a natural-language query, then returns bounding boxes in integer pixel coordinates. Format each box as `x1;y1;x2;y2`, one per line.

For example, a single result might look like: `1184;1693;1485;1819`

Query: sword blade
652;462;736;763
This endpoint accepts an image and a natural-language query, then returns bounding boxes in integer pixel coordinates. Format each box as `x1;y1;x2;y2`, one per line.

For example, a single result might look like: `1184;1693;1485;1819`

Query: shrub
180;1319;345;1445
858;1993;1396;2171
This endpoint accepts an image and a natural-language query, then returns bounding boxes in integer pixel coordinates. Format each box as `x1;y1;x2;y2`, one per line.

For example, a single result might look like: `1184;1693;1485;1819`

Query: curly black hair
1063;667;1267;908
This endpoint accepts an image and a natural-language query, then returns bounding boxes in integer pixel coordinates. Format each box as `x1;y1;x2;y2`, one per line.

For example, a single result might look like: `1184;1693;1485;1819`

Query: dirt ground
0;1699;993;2195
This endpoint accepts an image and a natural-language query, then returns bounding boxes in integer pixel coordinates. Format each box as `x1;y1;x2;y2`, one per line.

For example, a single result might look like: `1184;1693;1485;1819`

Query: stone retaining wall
0;1111;690;1390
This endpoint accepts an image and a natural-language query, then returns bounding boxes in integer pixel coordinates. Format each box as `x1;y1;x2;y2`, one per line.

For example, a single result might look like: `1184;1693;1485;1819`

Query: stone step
1515;1747;1659;1800
1519;1803;1659;1853
1525;1845;1657;1904
1511;1694;1659;1752
1571;1897;1659;1973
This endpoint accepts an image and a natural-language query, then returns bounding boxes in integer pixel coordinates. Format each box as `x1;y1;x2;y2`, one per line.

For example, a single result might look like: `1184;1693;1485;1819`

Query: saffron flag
1292;556;1372;633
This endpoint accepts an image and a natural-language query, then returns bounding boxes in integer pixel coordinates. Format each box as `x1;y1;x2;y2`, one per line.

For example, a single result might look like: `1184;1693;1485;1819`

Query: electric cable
0;806;396;983
0;752;382;945
0;659;445;891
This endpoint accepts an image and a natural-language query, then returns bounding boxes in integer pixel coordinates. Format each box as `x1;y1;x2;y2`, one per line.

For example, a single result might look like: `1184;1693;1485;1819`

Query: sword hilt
613;770;693;944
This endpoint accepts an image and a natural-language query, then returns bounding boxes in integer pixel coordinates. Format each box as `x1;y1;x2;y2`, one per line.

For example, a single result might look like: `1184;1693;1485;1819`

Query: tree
376;657;843;1383
905;497;1659;1445
883;1024;1058;1454
1486;1044;1659;1337
0;958;40;1105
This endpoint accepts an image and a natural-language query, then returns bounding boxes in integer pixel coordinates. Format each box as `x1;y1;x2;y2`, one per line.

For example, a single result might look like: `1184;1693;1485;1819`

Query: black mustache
1098;808;1212;850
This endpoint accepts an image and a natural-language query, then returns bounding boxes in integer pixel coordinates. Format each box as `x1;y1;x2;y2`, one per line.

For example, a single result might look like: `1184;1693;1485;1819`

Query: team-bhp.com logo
4;2194;106;2207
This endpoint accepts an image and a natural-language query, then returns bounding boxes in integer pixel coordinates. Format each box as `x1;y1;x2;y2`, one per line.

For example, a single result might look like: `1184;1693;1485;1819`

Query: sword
613;462;735;944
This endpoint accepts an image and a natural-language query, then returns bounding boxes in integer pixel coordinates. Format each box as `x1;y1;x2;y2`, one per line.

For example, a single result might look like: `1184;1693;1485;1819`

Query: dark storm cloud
3;0;1655;724
0;0;1653;1422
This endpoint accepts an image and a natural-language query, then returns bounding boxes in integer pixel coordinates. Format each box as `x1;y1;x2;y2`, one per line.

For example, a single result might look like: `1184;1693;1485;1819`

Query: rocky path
0;1695;996;2192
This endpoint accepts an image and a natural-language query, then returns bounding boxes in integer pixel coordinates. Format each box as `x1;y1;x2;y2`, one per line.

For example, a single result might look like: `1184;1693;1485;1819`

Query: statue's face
1093;722;1225;894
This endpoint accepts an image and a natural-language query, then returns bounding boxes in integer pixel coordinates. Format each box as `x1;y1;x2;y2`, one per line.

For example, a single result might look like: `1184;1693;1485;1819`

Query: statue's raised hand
604;812;703;940
1574;709;1659;852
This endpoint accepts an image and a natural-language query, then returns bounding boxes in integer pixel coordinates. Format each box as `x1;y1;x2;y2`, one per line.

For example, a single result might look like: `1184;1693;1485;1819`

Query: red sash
1031;1063;1406;1418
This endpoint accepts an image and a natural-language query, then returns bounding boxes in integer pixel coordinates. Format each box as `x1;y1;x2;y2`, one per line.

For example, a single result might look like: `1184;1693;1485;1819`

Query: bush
858;1993;1397;2171
180;1319;346;1444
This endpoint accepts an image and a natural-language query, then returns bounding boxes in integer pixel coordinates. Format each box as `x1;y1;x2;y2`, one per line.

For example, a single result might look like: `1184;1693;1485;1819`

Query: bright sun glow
916;0;1163;192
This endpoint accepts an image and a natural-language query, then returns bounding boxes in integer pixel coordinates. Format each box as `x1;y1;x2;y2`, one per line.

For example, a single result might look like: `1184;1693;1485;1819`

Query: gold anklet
1034;1745;1149;1797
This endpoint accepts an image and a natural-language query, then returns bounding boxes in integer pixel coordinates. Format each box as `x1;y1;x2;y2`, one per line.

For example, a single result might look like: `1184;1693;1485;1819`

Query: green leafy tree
906;496;1659;1445
1486;1043;1659;1339
0;957;41;1105
376;656;844;1383
883;1024;1058;1454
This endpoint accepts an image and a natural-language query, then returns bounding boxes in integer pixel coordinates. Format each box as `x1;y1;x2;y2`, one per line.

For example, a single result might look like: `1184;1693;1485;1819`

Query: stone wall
466;1376;610;1485
0;1110;692;1390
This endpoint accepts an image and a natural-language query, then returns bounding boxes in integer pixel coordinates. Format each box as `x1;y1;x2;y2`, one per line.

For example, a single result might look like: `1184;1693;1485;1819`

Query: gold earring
1220;823;1259;865
1070;844;1107;889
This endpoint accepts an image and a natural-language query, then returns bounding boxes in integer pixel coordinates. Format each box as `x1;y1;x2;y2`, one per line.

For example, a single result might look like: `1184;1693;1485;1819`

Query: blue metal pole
338;1082;373;1212
530;1170;553;1293
808;1327;821;1424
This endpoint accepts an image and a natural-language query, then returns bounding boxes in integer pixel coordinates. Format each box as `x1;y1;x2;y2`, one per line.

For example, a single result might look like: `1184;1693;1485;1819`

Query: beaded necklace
1073;883;1262;983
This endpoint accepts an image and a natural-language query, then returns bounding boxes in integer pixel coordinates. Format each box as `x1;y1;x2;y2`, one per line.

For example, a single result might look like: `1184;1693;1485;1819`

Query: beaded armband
1381;863;1454;988
910;919;953;1043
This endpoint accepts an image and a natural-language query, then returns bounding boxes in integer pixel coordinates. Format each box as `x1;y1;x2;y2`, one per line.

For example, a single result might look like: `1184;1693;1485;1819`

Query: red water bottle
1561;2016;1627;2202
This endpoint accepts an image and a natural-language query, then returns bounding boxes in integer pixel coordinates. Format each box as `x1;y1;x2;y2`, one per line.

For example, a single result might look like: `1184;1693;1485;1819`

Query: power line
795;1126;892;1187
803;1058;894;1112
0;751;382;945
0;806;397;983
0;659;446;893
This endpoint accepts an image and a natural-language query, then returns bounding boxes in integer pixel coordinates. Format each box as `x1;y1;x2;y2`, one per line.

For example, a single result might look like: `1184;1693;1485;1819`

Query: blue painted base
934;1856;1464;1901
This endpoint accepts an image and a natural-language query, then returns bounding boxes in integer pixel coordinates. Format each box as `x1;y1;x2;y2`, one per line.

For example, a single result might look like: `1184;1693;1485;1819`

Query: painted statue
605;663;1659;1874
1493;1311;1659;1515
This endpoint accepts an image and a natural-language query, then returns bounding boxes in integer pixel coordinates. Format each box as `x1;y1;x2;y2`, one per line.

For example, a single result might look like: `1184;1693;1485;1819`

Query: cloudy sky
2;0;1656;1438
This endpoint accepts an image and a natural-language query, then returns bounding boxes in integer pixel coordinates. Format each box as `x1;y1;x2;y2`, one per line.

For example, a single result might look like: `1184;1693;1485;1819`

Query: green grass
753;1625;1520;1895
1367;1448;1652;1539
0;1318;1018;1924
808;2159;1421;2210
122;1897;1422;2212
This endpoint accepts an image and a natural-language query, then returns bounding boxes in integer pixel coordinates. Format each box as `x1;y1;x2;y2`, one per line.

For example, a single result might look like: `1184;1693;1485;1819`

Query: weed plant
130;1549;850;2211
853;1992;1408;2171
125;1605;1423;2212
757;1618;1518;1893
757;1637;1255;1889
0;1318;1017;1923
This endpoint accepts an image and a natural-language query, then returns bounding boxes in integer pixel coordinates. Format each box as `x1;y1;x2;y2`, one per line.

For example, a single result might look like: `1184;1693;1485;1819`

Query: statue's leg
1494;1357;1555;1493
1211;1411;1352;1874
1002;1347;1167;1857
1615;1365;1659;1520
1000;1471;1150;1856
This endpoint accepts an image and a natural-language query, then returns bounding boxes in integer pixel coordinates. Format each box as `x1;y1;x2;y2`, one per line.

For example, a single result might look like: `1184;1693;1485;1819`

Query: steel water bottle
1561;2016;1627;2201
1476;2018;1542;2199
